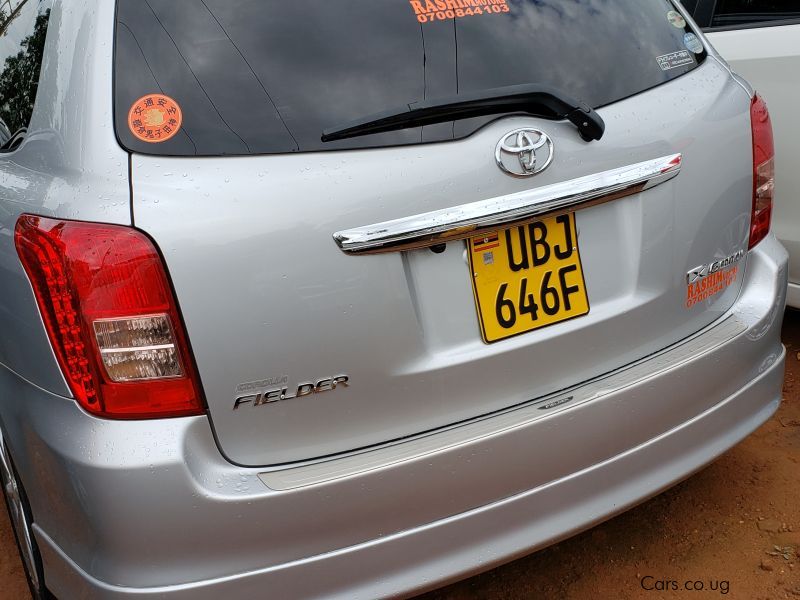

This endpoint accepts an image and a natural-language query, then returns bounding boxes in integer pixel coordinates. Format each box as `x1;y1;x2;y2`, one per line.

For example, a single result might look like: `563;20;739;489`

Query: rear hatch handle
321;84;605;143
333;154;682;255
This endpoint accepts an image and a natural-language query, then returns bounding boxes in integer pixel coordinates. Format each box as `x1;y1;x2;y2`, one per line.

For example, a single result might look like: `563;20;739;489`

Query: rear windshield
114;0;706;156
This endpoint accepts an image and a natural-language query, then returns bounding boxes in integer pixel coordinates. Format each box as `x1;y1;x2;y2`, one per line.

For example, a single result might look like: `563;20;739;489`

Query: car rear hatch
117;0;754;466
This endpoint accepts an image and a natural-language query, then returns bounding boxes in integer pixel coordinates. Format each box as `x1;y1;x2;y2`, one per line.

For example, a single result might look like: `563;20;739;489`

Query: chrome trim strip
333;153;682;254
99;344;175;354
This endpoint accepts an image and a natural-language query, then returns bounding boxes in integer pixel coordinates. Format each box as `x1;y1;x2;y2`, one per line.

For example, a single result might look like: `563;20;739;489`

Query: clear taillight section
14;215;204;419
749;93;775;249
93;315;184;381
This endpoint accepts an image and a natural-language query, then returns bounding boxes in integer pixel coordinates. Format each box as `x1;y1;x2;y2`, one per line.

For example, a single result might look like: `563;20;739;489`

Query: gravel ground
0;490;27;598
1;312;799;599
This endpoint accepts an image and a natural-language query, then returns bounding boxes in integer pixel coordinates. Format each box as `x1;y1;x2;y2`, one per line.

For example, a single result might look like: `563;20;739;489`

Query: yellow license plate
467;213;589;343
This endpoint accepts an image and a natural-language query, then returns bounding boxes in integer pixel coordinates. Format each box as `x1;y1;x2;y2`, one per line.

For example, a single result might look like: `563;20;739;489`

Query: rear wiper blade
321;84;605;144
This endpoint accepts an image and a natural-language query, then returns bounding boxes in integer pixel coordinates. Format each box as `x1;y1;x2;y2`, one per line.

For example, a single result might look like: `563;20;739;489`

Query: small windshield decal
656;50;695;71
128;94;183;143
409;0;509;24
667;10;686;28
683;32;704;54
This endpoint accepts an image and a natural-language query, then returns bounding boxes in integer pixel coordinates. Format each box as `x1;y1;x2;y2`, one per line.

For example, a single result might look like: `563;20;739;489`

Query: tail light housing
14;215;205;419
749;93;774;249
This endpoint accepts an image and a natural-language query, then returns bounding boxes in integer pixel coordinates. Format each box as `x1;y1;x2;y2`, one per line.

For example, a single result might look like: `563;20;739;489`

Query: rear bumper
1;236;788;599
785;281;800;309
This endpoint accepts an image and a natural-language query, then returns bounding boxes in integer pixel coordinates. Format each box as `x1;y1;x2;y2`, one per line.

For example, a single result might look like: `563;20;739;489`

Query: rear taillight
14;215;204;419
749;93;774;249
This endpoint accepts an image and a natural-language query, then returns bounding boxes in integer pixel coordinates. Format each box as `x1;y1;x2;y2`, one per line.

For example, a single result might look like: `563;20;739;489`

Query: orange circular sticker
127;94;182;143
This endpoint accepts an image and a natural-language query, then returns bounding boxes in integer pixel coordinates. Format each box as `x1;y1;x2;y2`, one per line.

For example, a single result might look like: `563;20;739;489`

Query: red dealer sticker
128;94;183;143
685;266;738;308
409;0;509;24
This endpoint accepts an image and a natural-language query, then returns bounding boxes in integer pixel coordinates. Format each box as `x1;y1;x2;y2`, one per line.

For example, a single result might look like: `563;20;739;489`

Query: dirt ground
1;314;799;600
0;486;27;598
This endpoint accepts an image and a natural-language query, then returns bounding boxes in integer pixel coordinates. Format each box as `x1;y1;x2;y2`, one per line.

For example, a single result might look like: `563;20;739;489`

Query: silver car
685;1;800;308
0;1;787;598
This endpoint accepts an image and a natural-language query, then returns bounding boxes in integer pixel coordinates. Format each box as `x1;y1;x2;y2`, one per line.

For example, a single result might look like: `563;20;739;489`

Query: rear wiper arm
321;84;605;144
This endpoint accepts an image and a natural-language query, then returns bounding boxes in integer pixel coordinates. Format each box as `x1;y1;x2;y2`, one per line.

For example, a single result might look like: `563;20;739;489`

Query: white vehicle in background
687;0;800;306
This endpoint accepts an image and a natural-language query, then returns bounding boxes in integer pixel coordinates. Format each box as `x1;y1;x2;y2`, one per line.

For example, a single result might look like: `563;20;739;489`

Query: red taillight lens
14;215;205;419
749;93;775;249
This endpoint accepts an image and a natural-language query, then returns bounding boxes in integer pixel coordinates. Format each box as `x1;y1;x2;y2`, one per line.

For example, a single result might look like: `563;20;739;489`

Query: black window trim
690;0;715;28
704;16;800;32
694;0;800;31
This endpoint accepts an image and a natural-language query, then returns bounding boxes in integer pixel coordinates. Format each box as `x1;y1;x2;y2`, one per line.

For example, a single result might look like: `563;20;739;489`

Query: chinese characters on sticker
128;94;183;143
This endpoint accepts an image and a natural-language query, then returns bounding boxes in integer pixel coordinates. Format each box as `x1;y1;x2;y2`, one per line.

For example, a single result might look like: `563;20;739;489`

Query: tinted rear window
114;0;706;156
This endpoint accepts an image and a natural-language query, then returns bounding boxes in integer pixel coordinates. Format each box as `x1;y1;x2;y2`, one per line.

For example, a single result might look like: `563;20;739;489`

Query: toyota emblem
495;128;554;177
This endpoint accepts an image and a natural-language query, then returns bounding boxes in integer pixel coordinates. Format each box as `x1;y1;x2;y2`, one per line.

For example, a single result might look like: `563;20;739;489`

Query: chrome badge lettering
686;250;744;285
538;396;574;410
233;375;350;409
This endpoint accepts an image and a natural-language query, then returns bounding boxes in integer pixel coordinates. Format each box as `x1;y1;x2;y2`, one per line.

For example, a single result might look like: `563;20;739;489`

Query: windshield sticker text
656;50;695;71
409;0;509;24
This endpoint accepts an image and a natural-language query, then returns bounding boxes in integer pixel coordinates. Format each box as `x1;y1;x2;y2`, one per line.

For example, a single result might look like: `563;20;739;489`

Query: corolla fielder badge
232;375;350;409
495;128;554;177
